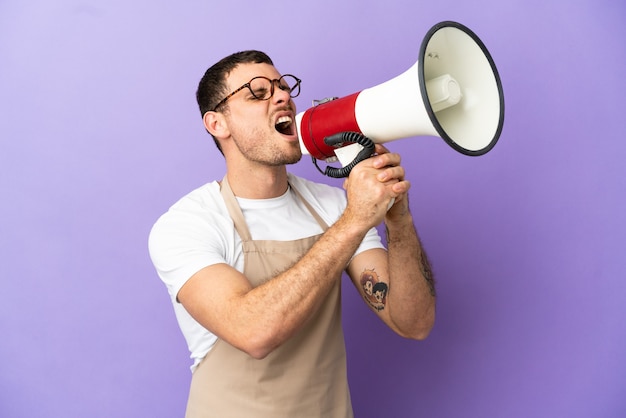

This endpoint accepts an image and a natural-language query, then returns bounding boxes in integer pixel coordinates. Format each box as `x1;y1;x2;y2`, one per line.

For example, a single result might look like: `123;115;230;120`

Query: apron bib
185;177;353;418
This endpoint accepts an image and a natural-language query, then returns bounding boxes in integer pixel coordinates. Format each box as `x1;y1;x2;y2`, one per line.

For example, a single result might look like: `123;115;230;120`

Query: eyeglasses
211;74;301;112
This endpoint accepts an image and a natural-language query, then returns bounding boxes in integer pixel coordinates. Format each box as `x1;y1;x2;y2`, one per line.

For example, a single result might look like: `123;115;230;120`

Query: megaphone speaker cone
296;20;504;170
419;21;504;156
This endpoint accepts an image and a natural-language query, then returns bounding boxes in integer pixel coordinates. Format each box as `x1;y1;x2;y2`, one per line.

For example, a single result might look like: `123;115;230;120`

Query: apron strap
220;176;252;242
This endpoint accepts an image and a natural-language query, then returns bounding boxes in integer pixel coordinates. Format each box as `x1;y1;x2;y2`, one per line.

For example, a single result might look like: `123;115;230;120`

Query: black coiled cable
312;132;376;178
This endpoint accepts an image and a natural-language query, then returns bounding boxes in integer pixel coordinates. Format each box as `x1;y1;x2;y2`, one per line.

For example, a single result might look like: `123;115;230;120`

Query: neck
225;164;289;199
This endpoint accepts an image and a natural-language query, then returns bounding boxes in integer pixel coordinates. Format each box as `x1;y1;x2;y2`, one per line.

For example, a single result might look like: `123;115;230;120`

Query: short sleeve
148;184;238;301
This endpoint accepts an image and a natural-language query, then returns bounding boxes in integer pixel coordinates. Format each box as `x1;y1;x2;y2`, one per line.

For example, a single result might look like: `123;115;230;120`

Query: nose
271;80;291;104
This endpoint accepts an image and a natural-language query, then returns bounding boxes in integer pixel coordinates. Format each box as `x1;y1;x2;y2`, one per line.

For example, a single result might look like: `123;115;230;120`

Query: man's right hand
342;144;409;230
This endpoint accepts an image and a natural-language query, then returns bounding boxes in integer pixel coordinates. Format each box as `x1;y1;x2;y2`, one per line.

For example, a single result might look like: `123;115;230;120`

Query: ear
203;111;230;139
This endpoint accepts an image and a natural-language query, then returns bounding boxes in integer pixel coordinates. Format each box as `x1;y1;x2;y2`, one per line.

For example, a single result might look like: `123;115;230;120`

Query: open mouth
275;115;294;136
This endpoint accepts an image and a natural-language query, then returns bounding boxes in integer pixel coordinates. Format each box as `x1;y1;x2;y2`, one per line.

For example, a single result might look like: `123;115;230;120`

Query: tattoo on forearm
360;269;388;311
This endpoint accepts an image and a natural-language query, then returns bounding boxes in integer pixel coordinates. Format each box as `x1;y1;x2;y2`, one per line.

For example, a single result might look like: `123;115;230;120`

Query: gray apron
185;176;353;418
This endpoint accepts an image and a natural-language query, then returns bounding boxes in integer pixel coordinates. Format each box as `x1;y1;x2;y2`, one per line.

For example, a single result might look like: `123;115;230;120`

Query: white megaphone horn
296;21;505;178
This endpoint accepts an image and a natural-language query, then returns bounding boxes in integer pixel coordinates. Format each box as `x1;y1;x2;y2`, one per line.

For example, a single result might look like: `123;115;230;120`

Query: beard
231;128;303;166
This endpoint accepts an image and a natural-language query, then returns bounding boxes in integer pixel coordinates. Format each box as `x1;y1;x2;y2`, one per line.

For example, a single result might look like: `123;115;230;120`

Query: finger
391;179;411;194
374;144;390;154
377;165;405;182
372;151;401;169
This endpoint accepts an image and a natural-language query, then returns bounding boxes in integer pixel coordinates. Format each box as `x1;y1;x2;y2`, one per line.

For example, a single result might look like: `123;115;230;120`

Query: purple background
1;0;625;417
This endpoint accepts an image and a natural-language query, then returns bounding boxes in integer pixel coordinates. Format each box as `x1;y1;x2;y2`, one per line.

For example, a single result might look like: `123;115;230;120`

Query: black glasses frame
211;74;301;112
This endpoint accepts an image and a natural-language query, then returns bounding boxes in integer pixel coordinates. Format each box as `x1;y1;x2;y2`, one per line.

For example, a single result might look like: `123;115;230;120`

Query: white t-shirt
148;173;384;371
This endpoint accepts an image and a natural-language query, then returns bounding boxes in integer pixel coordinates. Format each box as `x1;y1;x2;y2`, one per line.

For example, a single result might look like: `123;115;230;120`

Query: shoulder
148;181;232;252
167;181;225;215
153;181;225;224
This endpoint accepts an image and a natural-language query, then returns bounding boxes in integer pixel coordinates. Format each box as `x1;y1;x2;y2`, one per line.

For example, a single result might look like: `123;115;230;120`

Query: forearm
235;211;369;357
385;212;436;339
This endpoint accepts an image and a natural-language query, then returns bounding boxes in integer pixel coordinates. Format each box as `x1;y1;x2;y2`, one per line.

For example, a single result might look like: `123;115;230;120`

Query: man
149;50;436;417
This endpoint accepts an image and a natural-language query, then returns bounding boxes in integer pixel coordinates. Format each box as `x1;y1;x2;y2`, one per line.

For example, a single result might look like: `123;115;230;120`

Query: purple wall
1;0;624;417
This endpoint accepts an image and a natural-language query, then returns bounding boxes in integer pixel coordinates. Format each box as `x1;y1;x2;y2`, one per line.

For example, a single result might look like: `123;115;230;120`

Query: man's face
221;62;302;166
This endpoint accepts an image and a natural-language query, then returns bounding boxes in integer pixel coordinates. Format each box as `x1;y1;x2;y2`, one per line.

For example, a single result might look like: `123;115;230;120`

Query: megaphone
296;21;505;178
